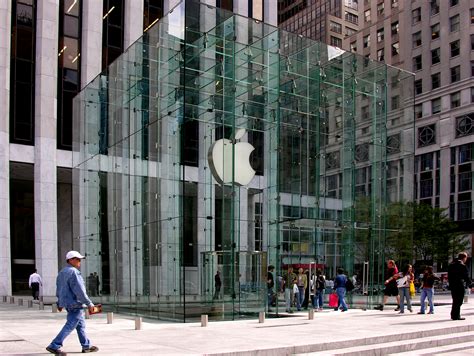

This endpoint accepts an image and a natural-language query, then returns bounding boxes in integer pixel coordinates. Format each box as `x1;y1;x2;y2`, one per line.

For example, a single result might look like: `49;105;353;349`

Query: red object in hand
329;293;339;308
89;304;102;314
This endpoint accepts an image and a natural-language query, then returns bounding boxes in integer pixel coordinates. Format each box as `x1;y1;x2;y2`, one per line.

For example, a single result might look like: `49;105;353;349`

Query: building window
415;103;423;119
450;40;460;57
391;21;399;35
414;79;422;95
346;27;357;37
330;21;342;34
472;61;474;77
472;87;474;103
387;134;401;154
345;12;358;25
431;23;440;40
471;8;474;24
350;41;357;52
432;98;441;114
10;0;36;145
364;9;371;23
431;0;439;15
377;48;384;61
391;42;399;56
431;48;440;65
377;2;384;16
355;143;369;162
413;55;422;71
451;92;461;109
412;8;421;24
216;0;232;11
418;124;436;147
450;14;460;32
450;0;459;6
363;34;370;48
391;95;399;110
377;28;384;42
413;31;422;48
431;73;440;90
471;34;474;51
58;0;82;150
144;0;163;31
451;65;460;83
330;36;342;48
456;113;474;137
102;0;124;70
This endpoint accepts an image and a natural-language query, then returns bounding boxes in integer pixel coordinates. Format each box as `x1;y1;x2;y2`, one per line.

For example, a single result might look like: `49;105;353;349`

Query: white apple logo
208;128;256;186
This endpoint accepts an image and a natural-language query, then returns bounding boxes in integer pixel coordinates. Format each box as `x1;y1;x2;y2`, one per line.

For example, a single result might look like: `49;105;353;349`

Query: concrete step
297;330;474;356
389;340;474;355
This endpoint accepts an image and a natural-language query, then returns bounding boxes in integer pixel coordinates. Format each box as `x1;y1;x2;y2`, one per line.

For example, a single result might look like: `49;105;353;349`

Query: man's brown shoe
46;346;66;355
82;346;99;353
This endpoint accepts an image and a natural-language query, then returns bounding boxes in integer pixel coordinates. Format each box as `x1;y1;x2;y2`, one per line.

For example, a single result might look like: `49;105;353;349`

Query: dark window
431;48;440;64
58;0;81;150
102;0;124;70
451;92;461;109
144;0;163;31
432;98;441;114
450;14;460;32
414;79;422;95
412;8;421;24
456;113;474;138
471;8;474;24
10;0;36;145
391;21;399;35
413;31;421;47
431;73;440;90
451;66;460;83
431;23;440;40
450;0;458;6
431;0;439;15
413;55;422;71
418;125;436;147
450;40;460;57
415;104;423;119
391;42;399;56
471;34;474;51
216;0;232;11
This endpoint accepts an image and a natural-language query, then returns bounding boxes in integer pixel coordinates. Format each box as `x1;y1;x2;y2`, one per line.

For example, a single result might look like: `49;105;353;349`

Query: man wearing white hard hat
46;251;99;354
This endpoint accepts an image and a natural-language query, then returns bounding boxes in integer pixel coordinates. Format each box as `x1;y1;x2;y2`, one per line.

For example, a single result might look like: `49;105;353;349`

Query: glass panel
73;1;415;321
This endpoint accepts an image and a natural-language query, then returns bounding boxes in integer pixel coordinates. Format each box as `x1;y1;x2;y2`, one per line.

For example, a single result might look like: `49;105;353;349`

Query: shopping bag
329;293;338;308
409;282;415;297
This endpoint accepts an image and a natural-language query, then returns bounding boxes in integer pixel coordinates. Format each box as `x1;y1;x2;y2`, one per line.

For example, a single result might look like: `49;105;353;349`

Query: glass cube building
73;1;414;322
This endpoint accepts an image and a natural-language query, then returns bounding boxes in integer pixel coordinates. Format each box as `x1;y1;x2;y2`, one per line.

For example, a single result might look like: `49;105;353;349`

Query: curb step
389;340;474;355
297;331;474;356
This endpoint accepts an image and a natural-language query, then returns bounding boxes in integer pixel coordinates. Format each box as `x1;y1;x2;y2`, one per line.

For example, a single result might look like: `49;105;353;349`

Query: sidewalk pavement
0;294;473;355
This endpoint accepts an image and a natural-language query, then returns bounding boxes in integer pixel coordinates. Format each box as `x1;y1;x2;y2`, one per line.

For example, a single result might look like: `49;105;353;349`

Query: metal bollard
28;300;33;308
10;296;14;304
85;309;90;319
135;317;142;330
39;302;44;310
259;311;265;324
308;309;314;320
107;312;114;324
18;298;23;306
52;303;58;313
201;314;208;327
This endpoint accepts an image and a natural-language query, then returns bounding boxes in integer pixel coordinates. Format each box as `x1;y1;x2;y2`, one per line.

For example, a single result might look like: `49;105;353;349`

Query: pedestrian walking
283;266;296;313
29;269;42;300
418;266;439;314
393;264;414;314
448;252;473;320
312;269;325;311
267;265;275;312
94;272;100;296
376;260;400;311
46;251;98;354
295;267;307;311
213;271;222;300
334;268;348;312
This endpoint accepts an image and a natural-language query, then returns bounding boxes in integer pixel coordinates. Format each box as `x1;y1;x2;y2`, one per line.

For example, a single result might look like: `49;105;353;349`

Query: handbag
293;284;299;294
329;293;339;307
409;281;415;297
396;276;408;288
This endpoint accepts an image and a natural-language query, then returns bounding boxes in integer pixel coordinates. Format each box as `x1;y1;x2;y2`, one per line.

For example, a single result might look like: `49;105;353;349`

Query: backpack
345;278;354;292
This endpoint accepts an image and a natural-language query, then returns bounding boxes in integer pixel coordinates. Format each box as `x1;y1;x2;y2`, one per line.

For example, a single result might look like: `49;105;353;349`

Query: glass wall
73;1;414;322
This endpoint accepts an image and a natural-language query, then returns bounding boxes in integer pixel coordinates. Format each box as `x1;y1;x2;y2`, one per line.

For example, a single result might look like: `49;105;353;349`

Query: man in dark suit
448;252;472;320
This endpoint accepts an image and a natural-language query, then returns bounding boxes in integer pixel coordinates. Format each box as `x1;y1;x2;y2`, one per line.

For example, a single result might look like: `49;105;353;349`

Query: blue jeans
398;287;412;313
267;288;274;309
336;287;348;311
420;287;434;313
48;308;91;350
285;288;293;311
313;290;324;308
297;286;305;310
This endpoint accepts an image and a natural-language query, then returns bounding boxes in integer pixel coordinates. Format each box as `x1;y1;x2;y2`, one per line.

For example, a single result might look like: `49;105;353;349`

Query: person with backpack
333;268;348;312
312;269;326;311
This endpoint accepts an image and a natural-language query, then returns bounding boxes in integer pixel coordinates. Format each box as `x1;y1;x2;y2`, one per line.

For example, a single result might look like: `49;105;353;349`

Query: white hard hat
66;251;85;260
